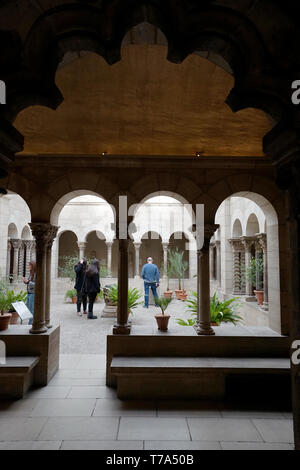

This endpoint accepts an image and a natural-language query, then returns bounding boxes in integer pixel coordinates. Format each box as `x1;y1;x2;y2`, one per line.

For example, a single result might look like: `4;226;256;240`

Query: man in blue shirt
141;257;160;308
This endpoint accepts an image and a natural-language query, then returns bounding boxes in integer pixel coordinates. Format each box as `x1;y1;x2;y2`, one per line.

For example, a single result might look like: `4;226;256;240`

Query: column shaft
113;238;130;334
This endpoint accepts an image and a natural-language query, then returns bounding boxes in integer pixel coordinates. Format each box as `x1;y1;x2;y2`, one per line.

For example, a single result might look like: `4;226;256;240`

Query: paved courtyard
0;295;294;450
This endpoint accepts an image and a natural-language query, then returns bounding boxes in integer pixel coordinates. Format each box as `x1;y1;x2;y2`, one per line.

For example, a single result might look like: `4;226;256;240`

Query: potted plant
154;296;172;331
0;290;11;331
246;257;264;305
176;292;242;327
107;284;143;320
168;248;188;300
64;288;77;303
6;289;27;324
164;262;173;299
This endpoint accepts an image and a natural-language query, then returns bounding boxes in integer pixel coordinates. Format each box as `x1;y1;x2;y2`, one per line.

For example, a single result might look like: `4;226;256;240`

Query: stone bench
0;356;40;399
110;356;290;400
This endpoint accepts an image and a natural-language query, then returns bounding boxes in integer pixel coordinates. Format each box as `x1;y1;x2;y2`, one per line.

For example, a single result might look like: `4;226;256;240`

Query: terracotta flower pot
71;296;77;304
254;290;264;305
9;311;19;325
155;314;170;331
179;291;187;301
211;321;218;326
164;291;173;299
0;313;12;331
175;289;184;300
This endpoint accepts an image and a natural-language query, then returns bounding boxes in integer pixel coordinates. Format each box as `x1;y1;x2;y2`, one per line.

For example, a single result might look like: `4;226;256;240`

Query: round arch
232;218;243;238
8;222;18;239
214;191;282;334
50;190;116;226
246;213;260;236
21;225;31;240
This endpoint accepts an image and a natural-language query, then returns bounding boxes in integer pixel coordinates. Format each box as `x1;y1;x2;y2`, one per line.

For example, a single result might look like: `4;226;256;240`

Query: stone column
209;243;215;279
24;240;33;277
29;223;57;334
241;237;254;296
255;239;263;291
258;234;268;310
18;242;25;277
113;221;131;335
77;241;87;260
133;242;141;279
229;239;245;295
215;240;221;287
10;239;22;282
196;224;218;336
6;240;11;278
30;241;36;262
162;242;169;279
45;226;59;328
106;241;113;277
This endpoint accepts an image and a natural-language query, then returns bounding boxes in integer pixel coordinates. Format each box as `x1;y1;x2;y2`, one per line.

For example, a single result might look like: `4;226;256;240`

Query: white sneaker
77;311;82;317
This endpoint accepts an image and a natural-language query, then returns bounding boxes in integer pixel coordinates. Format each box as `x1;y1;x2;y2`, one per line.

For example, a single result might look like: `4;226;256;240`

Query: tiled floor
0;353;295;450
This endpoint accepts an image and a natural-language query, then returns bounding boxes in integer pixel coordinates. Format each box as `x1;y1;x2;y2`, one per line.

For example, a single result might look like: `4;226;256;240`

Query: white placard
11;301;33;321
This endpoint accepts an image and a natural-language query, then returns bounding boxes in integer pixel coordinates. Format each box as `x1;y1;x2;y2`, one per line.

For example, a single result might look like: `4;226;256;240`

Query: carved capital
29;223;59;252
10;238;22;250
240;236;256;251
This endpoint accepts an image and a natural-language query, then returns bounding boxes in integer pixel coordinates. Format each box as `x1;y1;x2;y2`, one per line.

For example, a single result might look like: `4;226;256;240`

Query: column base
261;302;269;311
113;323;131;335
46;323;52;329
196;322;215;336
134;275;140;280
30;325;48;334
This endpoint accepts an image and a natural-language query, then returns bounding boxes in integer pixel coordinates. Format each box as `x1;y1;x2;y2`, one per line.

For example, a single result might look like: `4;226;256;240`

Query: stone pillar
106;241;113;277
215;240;221;287
6;240;11;278
24;241;33;277
77;241;87;260
196;224;218;336
258;234;268;310
10;239;22;282
18;242;25;277
209;243;215;279
133;242;141;279
45;226;59;328
162;242;169;279
241;237;254;297
30;241;36;262
29;223;58;334
229;239;245;295
255;240;263;291
113;219;131;335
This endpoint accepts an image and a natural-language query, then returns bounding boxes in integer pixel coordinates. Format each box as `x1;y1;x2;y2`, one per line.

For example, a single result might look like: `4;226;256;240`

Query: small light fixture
195;151;202;157
101;151;107;156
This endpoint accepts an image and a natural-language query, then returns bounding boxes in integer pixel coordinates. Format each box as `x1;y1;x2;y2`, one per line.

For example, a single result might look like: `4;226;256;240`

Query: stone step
110;356;290;400
0;356;40;399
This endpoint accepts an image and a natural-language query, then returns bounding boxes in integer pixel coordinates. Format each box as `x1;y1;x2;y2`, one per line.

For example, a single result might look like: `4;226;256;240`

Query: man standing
141;257;159;308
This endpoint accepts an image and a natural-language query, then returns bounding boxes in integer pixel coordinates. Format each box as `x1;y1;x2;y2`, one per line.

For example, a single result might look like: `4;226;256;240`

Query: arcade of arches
0;0;299;449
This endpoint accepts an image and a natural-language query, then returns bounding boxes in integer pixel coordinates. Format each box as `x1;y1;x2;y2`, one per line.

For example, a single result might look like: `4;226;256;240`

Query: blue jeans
26;293;34;325
144;282;158;307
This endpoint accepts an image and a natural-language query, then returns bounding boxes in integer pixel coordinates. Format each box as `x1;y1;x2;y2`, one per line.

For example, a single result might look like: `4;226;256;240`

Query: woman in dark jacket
84;258;101;319
74;258;88;316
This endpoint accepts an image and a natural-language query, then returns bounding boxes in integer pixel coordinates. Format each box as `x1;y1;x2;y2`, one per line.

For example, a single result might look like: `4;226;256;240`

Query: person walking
74;258;88;316
84;258;101;319
23;261;36;325
141;257;159;308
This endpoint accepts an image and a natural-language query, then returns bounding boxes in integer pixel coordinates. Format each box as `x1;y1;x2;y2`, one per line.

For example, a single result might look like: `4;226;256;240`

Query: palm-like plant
155;296;172;315
168;248;188;290
107;284;143;313
176;291;242;326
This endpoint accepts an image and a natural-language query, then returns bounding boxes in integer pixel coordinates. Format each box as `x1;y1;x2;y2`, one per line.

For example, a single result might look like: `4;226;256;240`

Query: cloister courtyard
0;294;294;451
